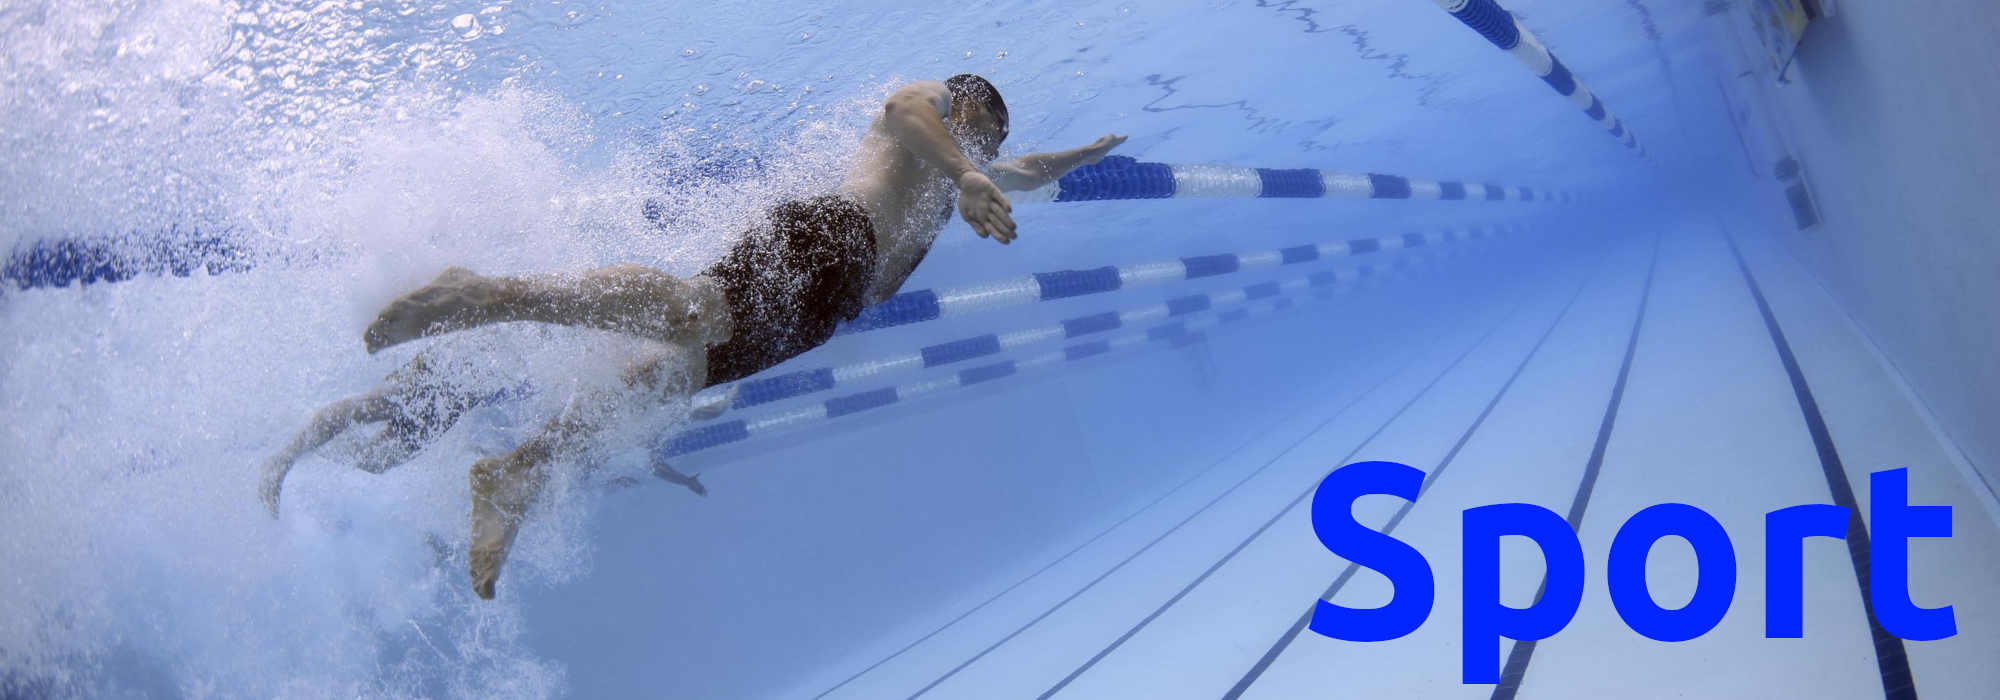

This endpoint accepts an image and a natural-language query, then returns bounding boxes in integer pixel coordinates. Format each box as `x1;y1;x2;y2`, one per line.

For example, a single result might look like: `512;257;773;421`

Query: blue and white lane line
2;230;254;293
838;223;1517;335
718;228;1515;416
4;158;1563;293
1429;0;1644;155
1009;156;1578;204
666;294;1313;461
658;246;1486;462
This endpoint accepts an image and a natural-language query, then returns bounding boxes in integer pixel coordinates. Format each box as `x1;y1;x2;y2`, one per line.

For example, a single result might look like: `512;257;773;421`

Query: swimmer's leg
364;265;732;353
468;343;704;599
467;424;559;600
260;390;399;517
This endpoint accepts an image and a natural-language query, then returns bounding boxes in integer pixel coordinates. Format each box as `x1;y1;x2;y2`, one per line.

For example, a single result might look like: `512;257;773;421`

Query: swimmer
258;351;720;518
359;75;1126;599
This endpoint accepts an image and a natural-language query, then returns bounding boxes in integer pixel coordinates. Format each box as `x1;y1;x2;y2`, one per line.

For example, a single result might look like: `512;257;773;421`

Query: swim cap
945;74;1008;142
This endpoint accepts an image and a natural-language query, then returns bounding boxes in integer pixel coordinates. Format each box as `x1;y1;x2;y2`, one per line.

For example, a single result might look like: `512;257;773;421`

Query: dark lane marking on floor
1036;303;1538;699
811;292;1428;700
1725;233;1918;700
1488;233;1661;699
812;423;1278;699
898;281;1516;700
1215;240;1637;700
1034;246;1611;699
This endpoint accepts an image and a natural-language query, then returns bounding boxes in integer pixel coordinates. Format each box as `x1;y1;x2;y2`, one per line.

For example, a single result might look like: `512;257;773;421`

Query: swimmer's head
945;74;1008;161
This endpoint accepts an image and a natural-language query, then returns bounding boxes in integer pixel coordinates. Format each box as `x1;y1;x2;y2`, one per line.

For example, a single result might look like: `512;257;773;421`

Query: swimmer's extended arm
883;82;1017;243
987;134;1129;192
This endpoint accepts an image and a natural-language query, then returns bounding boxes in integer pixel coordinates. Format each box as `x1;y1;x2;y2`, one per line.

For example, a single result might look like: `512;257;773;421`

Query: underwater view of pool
5;1;1998;697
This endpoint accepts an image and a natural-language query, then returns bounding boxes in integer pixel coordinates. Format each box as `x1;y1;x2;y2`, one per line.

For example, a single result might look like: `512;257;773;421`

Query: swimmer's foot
650;457;708;497
258;456;293;518
468;452;536;600
364;267;497;354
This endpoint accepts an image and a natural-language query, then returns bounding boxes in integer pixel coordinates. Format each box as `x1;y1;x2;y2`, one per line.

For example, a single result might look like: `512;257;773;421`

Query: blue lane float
667;292;1302;459
1429;0;1644;154
655;241;1494;461
705;224;1518;419
3;157;1567;293
2;230;252;293
840;221;1526;335
1011;156;1576;204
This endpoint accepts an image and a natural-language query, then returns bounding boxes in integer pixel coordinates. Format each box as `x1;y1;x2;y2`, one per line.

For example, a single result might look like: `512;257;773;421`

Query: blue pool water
6;1;1999;698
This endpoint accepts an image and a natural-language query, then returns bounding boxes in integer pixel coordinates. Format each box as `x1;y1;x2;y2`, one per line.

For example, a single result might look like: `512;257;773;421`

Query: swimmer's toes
258;459;289;518
364;268;478;353
362;319;393;354
362;308;417;354
470;558;500;600
366;301;439;353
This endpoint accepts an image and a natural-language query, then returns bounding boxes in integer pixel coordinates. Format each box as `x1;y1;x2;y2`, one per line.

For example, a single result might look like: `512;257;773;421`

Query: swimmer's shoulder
886;81;952;120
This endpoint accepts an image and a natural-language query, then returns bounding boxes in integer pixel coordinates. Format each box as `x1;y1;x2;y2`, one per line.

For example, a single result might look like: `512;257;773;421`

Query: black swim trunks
384;387;485;450
381;355;531;449
702;195;879;386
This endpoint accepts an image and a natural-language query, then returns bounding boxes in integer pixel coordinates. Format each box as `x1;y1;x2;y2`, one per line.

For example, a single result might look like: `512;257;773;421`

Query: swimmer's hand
689;383;739;422
958;171;1017;244
1076;133;1128;166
